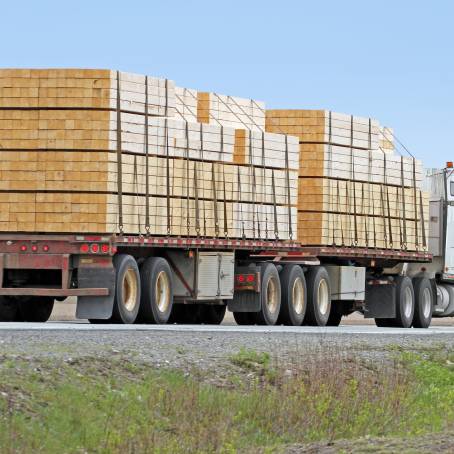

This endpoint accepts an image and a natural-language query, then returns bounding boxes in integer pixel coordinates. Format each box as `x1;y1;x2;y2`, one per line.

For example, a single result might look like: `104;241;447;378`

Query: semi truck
0;166;452;329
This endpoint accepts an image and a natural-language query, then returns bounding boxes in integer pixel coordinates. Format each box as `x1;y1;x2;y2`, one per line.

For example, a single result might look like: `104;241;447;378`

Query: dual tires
90;254;174;325
233;264;334;327
92;254;226;325
374;276;433;328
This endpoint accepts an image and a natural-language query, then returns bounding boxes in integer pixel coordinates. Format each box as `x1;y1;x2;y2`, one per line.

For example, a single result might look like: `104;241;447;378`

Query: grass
1;349;454;453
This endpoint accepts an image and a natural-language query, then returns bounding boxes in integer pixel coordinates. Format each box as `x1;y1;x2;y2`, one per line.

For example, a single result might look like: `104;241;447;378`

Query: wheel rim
422;287;432;319
155;271;171;313
292;277;305;315
403;286;413;319
317;279;329;315
266;277;279;314
123;268;138;312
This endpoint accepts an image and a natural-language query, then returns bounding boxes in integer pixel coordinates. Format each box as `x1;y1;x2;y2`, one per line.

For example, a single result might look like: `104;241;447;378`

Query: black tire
17;297;54;322
327;307;342;326
199;305;226;325
233;311;254;325
412;277;433;328
137;257;173;324
305;266;331;326
253;263;281;325
111;254;140;324
0;296;19;321
278;265;307;326
394;276;415;328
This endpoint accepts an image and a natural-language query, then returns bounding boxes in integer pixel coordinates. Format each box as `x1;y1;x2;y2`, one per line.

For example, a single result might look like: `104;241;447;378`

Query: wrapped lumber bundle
266;109;429;251
0;69;297;239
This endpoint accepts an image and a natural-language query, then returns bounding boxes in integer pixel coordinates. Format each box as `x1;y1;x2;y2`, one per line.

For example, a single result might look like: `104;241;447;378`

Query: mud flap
76;266;116;319
364;282;396;318
227;290;261;313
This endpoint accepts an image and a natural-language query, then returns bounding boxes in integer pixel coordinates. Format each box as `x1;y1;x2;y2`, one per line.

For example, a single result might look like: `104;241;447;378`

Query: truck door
444;170;454;278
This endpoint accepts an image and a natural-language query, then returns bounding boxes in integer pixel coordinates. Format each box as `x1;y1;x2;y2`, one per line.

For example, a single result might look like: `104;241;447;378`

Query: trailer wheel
199;304;226;324
233;311;254;325
253;263;281;325
17;297;54;322
305;266;331;326
412;277;433;328
0;296;18;321
394;276;415;328
111;254;140;324
278;265;306;326
137;257;173;324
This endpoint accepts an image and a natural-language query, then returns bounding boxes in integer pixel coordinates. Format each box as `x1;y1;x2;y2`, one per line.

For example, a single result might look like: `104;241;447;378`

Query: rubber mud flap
76;266;116;319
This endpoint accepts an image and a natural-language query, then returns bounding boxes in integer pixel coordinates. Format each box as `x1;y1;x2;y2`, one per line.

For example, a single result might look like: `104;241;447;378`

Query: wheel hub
292;277;304;315
317;279;329;315
123;268;138;312
156;271;171;313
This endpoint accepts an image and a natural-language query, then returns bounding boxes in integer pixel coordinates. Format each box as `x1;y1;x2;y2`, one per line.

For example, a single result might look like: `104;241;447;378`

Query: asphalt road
2;321;454;335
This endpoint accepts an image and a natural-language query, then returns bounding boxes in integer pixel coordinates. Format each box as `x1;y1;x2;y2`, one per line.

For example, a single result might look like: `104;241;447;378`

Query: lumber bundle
0;69;297;239
266;109;429;251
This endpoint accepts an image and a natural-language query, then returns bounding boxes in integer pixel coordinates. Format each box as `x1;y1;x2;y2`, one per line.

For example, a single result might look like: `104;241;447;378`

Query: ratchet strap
115;71;124;234
144;76;150;234
185;120;190;236
165;118;171;235
285;135;293;241
412;158;419;250
271;170;279;240
400;156;408;249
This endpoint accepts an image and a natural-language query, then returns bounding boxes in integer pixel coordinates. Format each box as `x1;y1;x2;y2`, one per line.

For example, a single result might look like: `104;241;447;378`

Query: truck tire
412;277;433;328
394;276;415;328
233;312;254;325
252;263;281;325
0;296;18;321
137;257;173;324
17;297;54;322
199;304;226;324
305;266;331;326
278;265;306;326
111;254;140;324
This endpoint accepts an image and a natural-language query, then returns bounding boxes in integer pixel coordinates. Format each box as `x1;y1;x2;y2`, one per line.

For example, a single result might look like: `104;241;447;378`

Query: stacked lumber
266;109;429;251
0;69;297;239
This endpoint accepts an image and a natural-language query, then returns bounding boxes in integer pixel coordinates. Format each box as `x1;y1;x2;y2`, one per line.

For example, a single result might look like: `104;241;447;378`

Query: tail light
42;245;49;252
31;245;38;252
101;244;110;254
20;245;27;252
90;244;99;253
80;244;90;253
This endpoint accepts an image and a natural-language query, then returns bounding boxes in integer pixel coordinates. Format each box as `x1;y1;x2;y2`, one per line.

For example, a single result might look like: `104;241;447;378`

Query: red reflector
238;275;245;283
20;245;27;252
43;245;49;252
91;244;99;253
80;244;90;253
246;274;255;283
101;244;110;254
31;245;38;252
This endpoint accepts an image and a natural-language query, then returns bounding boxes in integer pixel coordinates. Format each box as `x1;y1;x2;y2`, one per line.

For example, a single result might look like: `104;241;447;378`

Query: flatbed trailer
0;231;435;328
